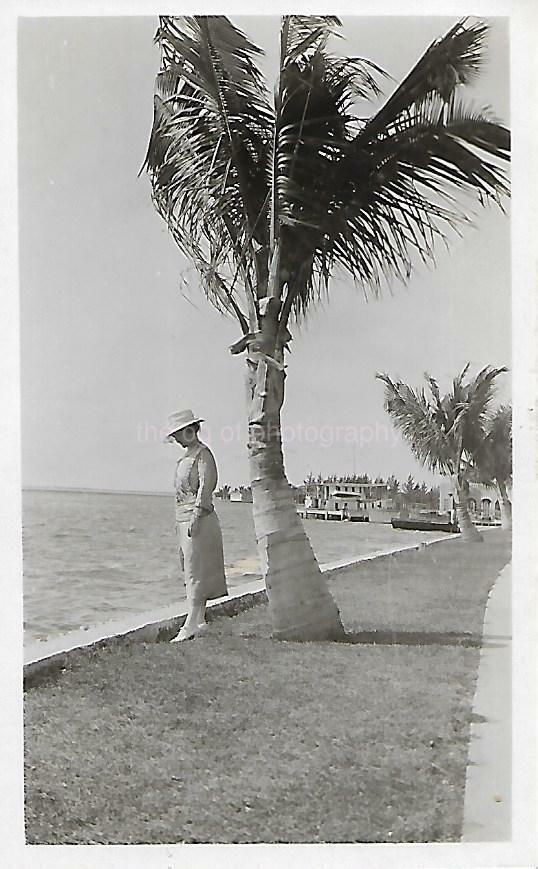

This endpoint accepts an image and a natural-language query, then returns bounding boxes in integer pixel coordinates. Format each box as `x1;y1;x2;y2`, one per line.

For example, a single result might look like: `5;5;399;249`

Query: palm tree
377;365;508;541
473;404;512;529
403;475;416;509
143;16;510;637
216;483;231;500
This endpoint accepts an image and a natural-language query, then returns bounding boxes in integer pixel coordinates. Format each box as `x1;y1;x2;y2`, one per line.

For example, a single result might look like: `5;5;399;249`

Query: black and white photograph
1;1;536;866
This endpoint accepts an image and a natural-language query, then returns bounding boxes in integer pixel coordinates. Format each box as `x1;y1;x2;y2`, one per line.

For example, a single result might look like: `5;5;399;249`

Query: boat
391;517;457;533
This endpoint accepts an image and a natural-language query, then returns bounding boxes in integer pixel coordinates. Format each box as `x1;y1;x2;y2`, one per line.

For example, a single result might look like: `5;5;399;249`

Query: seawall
23;533;462;688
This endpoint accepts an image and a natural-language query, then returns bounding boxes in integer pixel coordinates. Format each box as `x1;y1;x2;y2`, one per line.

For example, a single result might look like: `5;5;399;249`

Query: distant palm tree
144;16;510;637
376;365;508;541
403;475;416;508
473;404;512;528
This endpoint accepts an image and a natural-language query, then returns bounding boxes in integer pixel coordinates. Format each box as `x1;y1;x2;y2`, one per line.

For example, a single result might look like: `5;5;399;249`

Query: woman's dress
174;443;227;604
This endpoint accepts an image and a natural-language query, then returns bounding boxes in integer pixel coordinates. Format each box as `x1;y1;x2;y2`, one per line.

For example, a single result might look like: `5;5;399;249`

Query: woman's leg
183;598;207;632
172;602;206;641
171;521;205;640
171;515;223;640
193;601;207;629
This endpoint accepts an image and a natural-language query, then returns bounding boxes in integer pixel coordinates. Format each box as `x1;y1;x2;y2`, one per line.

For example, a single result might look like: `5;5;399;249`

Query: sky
18;15;511;492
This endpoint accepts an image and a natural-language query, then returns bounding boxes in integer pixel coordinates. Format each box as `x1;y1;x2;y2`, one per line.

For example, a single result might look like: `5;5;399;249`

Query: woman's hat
163;409;204;440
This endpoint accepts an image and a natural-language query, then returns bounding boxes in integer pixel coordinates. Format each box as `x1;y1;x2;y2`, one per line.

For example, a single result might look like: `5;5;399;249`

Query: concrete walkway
462;561;511;840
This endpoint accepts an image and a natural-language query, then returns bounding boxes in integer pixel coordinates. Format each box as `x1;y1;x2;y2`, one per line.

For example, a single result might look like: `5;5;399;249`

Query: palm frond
278;90;509;322
376;372;455;474
363;18;488;139
462;368;509;455
143;15;273;327
282;15;342;64
272;16;386;317
473;403;512;485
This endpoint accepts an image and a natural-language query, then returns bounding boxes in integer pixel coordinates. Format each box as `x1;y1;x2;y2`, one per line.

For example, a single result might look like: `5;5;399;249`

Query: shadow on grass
340;629;482;648
236;627;483;648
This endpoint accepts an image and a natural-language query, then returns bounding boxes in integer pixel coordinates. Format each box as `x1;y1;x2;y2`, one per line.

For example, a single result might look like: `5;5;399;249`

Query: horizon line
23;485;173;497
22;485;258;496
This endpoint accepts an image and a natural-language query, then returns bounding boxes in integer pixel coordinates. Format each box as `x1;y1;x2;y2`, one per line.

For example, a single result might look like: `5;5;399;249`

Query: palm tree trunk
454;479;483;542
245;355;346;642
497;479;512;530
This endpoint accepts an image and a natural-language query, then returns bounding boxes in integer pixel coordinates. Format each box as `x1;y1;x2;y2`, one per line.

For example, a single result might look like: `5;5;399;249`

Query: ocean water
22;489;441;642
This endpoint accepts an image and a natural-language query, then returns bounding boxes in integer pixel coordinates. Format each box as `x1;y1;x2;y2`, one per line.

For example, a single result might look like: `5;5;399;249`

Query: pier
297;507;369;522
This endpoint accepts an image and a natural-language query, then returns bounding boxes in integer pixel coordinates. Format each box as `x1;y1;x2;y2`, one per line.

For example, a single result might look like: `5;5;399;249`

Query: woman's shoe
170;625;205;643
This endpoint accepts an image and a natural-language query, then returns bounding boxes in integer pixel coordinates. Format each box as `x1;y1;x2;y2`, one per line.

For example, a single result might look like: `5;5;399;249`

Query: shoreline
24;531;464;686
23;492;457;645
23;523;500;649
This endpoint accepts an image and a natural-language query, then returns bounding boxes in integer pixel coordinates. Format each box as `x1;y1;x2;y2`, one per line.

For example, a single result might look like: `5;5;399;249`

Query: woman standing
164;409;228;641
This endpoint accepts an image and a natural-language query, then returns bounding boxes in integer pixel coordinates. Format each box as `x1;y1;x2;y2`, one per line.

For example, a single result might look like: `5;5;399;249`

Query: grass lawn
24;530;511;844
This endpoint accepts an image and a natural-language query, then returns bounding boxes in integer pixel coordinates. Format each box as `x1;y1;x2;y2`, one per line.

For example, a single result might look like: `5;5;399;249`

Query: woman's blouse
174;443;218;523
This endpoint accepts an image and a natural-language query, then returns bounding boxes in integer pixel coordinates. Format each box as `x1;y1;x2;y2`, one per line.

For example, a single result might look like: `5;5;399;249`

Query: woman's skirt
177;511;228;604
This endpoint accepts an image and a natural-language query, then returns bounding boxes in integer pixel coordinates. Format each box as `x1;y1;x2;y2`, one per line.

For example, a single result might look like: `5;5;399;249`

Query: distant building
292;485;307;504
438;479;503;523
230;487;253;503
305;479;393;513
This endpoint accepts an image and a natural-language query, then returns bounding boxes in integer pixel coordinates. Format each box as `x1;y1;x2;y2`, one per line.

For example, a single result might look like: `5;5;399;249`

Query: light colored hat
163;409;204;440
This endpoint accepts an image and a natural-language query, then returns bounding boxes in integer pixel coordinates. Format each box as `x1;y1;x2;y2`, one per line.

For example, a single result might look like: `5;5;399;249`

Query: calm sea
22;489;440;642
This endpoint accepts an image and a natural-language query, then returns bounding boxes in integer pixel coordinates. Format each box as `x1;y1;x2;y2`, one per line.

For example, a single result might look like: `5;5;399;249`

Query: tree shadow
340;629;482;648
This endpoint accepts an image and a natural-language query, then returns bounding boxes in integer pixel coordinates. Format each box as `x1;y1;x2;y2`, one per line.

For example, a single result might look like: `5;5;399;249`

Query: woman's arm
188;448;218;537
195;448;218;510
188;448;217;536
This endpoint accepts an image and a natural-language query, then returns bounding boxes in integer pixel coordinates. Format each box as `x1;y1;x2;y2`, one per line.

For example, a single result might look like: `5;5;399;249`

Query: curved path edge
462;561;512;841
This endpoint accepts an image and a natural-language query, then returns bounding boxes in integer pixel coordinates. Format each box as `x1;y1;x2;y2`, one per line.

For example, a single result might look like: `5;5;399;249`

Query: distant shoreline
23;486;173;498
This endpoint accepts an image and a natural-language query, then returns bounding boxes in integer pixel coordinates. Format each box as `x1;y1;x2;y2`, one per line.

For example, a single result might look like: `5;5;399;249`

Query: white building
305;480;393;513
230;488;253;503
438;479;503;523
